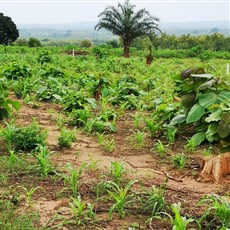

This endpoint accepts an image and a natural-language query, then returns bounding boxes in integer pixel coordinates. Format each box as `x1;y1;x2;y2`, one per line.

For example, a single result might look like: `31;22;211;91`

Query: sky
0;0;229;24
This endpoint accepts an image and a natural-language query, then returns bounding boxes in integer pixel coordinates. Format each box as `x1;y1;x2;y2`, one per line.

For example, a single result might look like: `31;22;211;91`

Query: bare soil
1;96;230;229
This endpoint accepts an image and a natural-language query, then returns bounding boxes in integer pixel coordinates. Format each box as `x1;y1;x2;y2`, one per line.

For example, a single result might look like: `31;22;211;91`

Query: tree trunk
123;42;130;58
200;152;230;183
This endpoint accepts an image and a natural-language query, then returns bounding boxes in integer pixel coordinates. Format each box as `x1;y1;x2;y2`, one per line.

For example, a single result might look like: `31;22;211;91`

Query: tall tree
0;13;19;53
95;0;160;57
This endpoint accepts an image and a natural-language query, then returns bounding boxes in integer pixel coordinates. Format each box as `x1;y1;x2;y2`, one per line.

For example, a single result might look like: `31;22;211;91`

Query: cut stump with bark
200;152;230;183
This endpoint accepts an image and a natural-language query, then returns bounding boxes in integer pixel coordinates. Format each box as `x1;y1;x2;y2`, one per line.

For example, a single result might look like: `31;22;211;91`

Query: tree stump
200;152;230;183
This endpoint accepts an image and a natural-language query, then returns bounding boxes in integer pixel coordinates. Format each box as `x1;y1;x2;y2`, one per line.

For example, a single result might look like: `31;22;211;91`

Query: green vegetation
1;122;47;152
58;127;76;148
0;33;229;229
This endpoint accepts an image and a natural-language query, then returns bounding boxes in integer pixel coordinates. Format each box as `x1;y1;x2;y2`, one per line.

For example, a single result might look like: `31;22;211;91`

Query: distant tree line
134;33;230;52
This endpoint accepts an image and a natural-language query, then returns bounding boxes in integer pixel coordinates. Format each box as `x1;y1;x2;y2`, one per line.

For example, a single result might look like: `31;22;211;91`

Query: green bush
0;79;21;120
2;63;32;80
3;122;48;152
58;127;76;148
170;67;230;147
28;37;41;47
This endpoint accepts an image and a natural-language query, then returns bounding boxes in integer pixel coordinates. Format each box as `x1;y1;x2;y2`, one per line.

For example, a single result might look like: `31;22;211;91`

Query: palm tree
95;0;160;58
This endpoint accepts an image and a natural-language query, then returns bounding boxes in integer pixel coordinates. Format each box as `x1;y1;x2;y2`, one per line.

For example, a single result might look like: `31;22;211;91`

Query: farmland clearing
0;46;229;229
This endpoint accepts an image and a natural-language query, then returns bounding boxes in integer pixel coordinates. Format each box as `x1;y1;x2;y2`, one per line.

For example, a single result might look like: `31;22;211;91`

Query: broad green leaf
186;103;205;124
36;86;47;94
190;132;206;146
205;123;218;142
205;109;222;123
104;122;116;132
157;103;167;111
8;100;21;111
199;91;230;109
198;79;216;91
222;113;230;124
217;91;230;104
85;98;97;109
198;93;217;109
48;77;60;85
191;74;214;79
218;120;230;138
53;94;62;101
170;114;186;125
181;93;195;108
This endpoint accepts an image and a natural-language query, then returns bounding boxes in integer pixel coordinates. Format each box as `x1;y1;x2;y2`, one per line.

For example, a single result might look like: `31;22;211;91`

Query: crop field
0;45;229;230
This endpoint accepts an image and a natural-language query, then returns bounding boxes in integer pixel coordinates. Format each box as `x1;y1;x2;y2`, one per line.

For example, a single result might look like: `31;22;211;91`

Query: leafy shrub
13;78;34;99
37;49;52;64
80;39;93;48
35;77;64;102
42;65;65;78
58;127;76;148
0;80;21;120
15;38;29;46
2;122;47;152
110;76;144;110
2;63;32;80
63;90;97;112
28;37;41;47
170;67;230;147
70;108;92;127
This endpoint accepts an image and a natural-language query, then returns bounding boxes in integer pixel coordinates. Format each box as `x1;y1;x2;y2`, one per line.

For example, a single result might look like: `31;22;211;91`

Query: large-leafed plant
170;67;230;147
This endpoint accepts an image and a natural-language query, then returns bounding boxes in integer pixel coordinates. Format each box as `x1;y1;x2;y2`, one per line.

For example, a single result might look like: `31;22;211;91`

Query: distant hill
18;20;229;41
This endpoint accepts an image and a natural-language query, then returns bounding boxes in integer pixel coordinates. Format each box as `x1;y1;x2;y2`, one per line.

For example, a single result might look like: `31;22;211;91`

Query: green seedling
198;195;230;229
63;162;86;197
134;130;145;148
110;160;125;184
106;179;137;219
96;132;104;144
34;145;54;177
154;140;166;156
101;136;115;152
56;115;65;128
58;127;76;148
202;147;213;156
168;203;196;230
184;138;196;152
1;122;17;151
133;112;142;129
16;186;44;207
69;196;97;226
144;118;160;138
88;157;101;172
70;195;85;219
143;185;166;219
8;150;20;168
173;154;186;170
166;125;177;144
